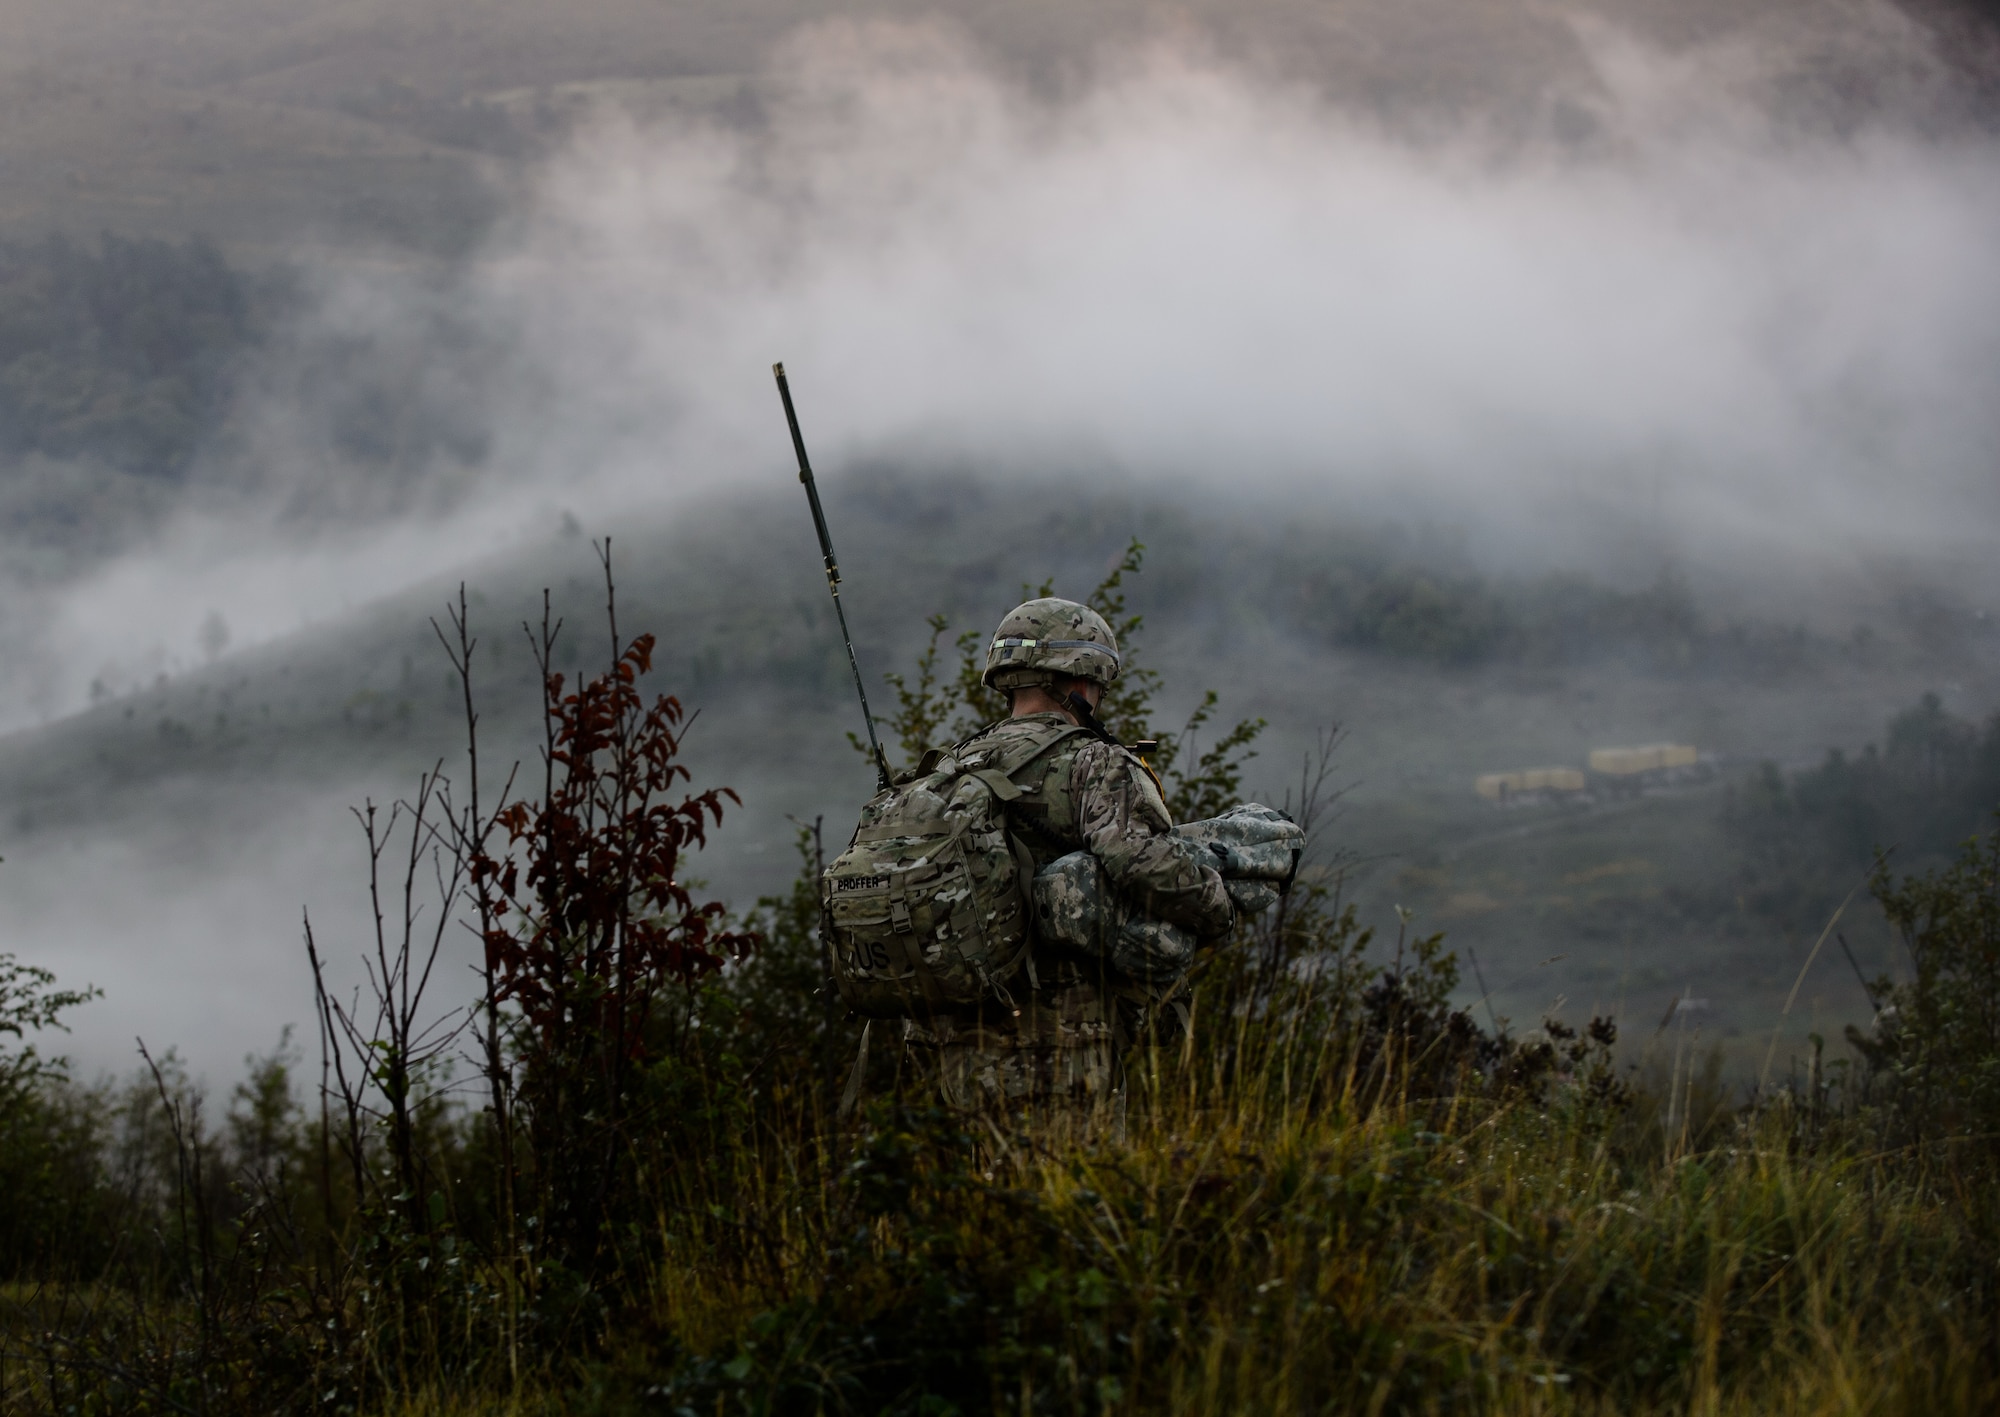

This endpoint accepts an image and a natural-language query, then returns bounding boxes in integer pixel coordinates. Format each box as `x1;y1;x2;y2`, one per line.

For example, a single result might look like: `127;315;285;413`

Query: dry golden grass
534;1010;1999;1416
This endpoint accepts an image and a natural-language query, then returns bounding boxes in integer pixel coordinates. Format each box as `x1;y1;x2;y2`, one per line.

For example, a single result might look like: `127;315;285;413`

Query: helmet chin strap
1065;690;1121;747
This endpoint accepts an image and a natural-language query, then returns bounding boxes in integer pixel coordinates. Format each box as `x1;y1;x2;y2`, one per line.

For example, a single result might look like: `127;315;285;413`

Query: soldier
905;597;1238;1116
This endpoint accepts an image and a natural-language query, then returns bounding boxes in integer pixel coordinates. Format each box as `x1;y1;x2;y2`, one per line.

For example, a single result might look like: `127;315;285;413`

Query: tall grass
6;904;1995;1416
5;558;1998;1414
8;853;2000;1416
570;974;1995;1415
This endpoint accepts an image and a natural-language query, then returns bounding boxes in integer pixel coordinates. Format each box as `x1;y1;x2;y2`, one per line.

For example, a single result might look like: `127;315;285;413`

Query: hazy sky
15;15;1998;730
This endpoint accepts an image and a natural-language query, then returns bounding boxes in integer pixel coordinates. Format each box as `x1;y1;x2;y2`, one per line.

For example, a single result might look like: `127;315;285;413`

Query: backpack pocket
823;724;1089;1020
824;817;1032;1018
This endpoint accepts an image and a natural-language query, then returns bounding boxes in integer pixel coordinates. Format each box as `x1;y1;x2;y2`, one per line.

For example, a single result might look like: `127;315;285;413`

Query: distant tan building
1477;744;1703;802
1475;766;1588;801
1588;743;1698;776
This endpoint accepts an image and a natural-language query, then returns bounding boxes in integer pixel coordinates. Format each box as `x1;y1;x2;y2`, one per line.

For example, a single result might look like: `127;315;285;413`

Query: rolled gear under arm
1175;804;1306;882
1069;740;1234;940
1033;851;1198;983
1223;878;1282;916
1176;804;1306;917
1032;802;1308;983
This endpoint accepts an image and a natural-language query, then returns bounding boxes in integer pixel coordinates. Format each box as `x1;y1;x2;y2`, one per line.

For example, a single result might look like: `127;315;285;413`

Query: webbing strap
853;823;948;844
989;722;1095;776
837;1019;873;1119
969;768;1022;802
990;637;1122;670
1007;832;1042;993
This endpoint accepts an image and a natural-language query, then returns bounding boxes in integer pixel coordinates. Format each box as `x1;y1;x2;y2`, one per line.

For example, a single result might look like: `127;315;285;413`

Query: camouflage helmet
982;598;1121;692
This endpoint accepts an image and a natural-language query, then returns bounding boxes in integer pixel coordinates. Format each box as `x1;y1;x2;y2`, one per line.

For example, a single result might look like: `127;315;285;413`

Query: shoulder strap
948;717;1007;757
986;722;1095;779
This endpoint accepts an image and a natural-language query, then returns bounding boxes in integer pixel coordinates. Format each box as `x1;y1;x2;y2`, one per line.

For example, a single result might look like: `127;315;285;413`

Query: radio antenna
773;362;892;793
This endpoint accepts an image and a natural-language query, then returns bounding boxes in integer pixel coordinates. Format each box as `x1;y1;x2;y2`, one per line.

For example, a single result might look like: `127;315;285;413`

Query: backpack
822;723;1091;1018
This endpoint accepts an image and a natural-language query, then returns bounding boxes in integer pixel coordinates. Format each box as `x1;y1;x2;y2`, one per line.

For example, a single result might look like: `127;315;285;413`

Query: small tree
472;548;757;1274
0;952;102;1278
1855;824;2000;1141
0;952;97;1110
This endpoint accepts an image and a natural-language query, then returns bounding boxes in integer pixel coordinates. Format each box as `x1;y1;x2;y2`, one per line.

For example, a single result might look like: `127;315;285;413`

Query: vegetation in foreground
1;548;1997;1416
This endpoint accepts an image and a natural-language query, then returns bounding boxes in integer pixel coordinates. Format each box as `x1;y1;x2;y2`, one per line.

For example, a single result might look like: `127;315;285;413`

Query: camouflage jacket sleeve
1068;741;1234;940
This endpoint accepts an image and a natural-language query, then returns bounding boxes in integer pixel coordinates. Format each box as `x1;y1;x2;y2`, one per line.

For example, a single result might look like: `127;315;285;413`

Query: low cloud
16;15;2000;725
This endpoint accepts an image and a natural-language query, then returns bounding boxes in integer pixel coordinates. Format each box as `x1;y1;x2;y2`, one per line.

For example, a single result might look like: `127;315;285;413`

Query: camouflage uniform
909;711;1232;1114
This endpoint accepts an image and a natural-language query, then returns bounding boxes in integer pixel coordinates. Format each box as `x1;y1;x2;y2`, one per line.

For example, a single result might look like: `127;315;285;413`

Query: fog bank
6;19;1989;729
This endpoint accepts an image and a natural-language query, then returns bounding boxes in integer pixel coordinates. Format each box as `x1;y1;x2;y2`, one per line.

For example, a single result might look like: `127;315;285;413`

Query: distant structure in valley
1476;743;1706;804
1475;766;1587;803
1589;743;1699;777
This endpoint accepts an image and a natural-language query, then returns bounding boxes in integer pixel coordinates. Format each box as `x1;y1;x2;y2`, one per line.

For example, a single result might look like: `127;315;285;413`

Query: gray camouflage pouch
1173;803;1305;889
1028;803;1307;985
1031;851;1198;983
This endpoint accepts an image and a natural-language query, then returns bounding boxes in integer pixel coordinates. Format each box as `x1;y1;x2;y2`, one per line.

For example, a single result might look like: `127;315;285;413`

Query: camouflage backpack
823;723;1092;1018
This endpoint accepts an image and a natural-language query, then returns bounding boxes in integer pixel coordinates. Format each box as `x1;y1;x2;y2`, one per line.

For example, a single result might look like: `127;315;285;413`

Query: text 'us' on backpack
821;725;1089;1019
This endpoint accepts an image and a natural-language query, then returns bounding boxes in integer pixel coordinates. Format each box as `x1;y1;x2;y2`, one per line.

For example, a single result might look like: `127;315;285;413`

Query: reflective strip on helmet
990;637;1120;665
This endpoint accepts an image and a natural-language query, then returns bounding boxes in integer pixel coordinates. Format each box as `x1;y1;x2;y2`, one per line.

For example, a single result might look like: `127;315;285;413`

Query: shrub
473;590;757;1276
1852;824;2000;1143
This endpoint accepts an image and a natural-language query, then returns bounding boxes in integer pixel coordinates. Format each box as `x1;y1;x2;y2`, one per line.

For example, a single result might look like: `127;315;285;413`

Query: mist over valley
1;0;1998;1089
2;475;1995;1081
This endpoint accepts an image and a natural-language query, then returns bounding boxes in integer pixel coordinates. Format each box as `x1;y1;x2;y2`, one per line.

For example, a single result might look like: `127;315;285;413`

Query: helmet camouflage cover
982;597;1121;692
